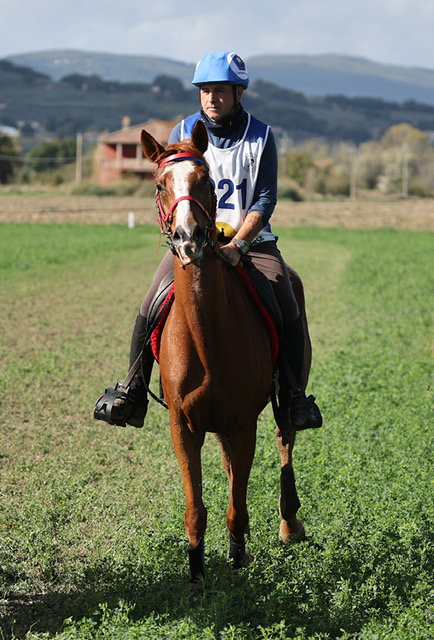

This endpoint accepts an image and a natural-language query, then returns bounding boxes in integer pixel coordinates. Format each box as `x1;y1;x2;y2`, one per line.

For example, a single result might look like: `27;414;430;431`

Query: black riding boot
282;315;322;431
94;314;153;428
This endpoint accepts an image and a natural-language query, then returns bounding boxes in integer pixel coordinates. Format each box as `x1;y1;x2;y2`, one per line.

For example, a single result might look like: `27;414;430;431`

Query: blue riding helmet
192;50;249;89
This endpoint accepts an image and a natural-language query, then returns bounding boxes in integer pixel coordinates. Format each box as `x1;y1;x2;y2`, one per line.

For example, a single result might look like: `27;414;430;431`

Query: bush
70;180;126;197
28;137;76;172
279;185;304;201
0;132;20;183
70;179;155;197
283;150;314;184
278;176;304;201
408;177;434;197
326;172;351;196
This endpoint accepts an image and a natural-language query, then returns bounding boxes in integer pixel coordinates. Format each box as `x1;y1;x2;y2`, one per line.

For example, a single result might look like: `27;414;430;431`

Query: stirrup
290;393;323;431
94;383;129;427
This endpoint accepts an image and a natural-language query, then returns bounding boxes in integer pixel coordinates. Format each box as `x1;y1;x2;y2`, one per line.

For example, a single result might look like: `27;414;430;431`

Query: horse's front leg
275;428;306;543
170;419;207;582
225;428;256;568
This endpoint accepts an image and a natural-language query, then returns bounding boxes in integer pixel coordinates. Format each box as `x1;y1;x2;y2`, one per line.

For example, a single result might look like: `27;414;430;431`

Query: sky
1;0;433;71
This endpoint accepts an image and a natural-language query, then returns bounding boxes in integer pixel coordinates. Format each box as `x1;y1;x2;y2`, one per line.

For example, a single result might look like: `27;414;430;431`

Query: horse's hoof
243;548;253;566
189;577;206;592
279;521;306;545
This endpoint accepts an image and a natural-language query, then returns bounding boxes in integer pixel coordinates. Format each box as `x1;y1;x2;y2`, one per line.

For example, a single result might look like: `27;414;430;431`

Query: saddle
114;262;311;433
148;262;281;366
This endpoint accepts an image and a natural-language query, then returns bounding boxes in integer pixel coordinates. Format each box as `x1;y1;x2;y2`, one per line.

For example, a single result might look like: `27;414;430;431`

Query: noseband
155;152;216;242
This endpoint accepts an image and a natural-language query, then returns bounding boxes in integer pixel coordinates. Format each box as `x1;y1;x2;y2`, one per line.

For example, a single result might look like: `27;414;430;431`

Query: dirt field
0;193;433;231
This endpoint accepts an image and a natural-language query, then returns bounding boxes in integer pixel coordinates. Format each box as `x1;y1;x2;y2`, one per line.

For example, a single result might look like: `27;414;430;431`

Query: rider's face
200;84;243;122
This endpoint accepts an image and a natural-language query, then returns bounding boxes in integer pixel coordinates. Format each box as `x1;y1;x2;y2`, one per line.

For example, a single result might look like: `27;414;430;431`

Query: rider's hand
219;242;241;266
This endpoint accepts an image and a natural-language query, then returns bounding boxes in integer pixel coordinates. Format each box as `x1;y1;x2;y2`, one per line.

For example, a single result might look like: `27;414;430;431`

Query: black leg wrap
228;537;247;569
188;538;205;583
280;465;301;518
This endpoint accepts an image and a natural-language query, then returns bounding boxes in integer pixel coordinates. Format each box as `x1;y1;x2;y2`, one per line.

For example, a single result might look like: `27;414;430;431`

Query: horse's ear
141;129;165;163
191;120;208;154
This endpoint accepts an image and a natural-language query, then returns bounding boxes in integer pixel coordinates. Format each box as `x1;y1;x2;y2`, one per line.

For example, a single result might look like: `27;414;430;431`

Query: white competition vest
181;113;275;243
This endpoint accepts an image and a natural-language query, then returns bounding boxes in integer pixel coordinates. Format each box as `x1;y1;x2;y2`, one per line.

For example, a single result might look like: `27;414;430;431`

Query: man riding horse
94;49;322;433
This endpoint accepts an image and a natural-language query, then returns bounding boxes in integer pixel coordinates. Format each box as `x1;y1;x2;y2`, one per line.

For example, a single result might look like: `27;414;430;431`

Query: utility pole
401;143;409;199
76;132;83;182
350;144;358;200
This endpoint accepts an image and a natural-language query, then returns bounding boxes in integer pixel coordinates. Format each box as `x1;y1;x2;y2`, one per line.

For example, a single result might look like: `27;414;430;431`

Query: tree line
279;123;434;198
2;58;434;143
2;122;433;198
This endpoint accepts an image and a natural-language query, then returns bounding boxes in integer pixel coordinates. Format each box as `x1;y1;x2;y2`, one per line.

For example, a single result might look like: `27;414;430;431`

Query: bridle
155;152;217;247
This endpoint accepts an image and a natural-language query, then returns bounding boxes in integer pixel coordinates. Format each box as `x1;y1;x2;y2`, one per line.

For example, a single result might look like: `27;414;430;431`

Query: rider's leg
110;312;151;428
248;242;322;431
94;251;174;428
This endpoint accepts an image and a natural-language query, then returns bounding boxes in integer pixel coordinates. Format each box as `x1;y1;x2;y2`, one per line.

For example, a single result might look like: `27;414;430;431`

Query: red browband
158;152;206;168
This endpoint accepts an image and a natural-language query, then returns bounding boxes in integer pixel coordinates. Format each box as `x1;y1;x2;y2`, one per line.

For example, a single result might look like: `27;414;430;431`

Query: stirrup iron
94;383;130;427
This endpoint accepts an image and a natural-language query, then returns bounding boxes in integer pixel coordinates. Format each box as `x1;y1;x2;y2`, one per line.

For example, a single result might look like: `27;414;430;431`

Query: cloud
0;0;434;70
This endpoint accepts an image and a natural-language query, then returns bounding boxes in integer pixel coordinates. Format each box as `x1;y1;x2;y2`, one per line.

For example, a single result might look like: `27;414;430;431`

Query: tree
0;133;20;183
61;73;115;92
376;124;434;194
283;150;314;184
28;137;76;172
357;141;384;189
380;123;431;152
152;75;186;99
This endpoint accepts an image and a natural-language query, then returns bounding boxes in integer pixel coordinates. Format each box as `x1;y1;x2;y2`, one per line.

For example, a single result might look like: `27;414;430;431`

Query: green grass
0;223;433;640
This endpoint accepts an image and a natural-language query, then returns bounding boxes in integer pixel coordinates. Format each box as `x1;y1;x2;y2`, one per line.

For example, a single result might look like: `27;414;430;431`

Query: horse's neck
173;254;228;330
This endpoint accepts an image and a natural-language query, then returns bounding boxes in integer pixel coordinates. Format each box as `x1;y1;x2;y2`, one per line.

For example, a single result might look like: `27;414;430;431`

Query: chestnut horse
141;120;305;582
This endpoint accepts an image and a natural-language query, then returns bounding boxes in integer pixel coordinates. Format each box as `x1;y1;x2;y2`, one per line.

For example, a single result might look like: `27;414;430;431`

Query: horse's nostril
183;243;196;258
173;226;186;242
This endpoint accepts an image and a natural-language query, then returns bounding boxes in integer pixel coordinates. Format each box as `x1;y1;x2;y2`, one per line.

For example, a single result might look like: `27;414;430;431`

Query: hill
5;49;195;86
248;54;434;105
2;56;434;147
6;49;434;105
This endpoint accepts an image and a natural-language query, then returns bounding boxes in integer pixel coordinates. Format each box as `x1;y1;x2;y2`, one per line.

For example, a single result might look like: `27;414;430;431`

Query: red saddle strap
151;284;175;362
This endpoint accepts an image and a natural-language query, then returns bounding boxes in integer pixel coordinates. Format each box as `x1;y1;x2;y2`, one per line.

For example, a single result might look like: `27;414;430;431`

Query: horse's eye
156;183;164;193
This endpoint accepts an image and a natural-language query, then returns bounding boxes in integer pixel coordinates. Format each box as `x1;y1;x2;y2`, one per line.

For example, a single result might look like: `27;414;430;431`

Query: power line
0;154;92;163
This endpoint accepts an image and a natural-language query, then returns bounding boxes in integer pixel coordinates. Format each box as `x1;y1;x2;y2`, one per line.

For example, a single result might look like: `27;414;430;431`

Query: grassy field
0;205;433;638
1;191;434;231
